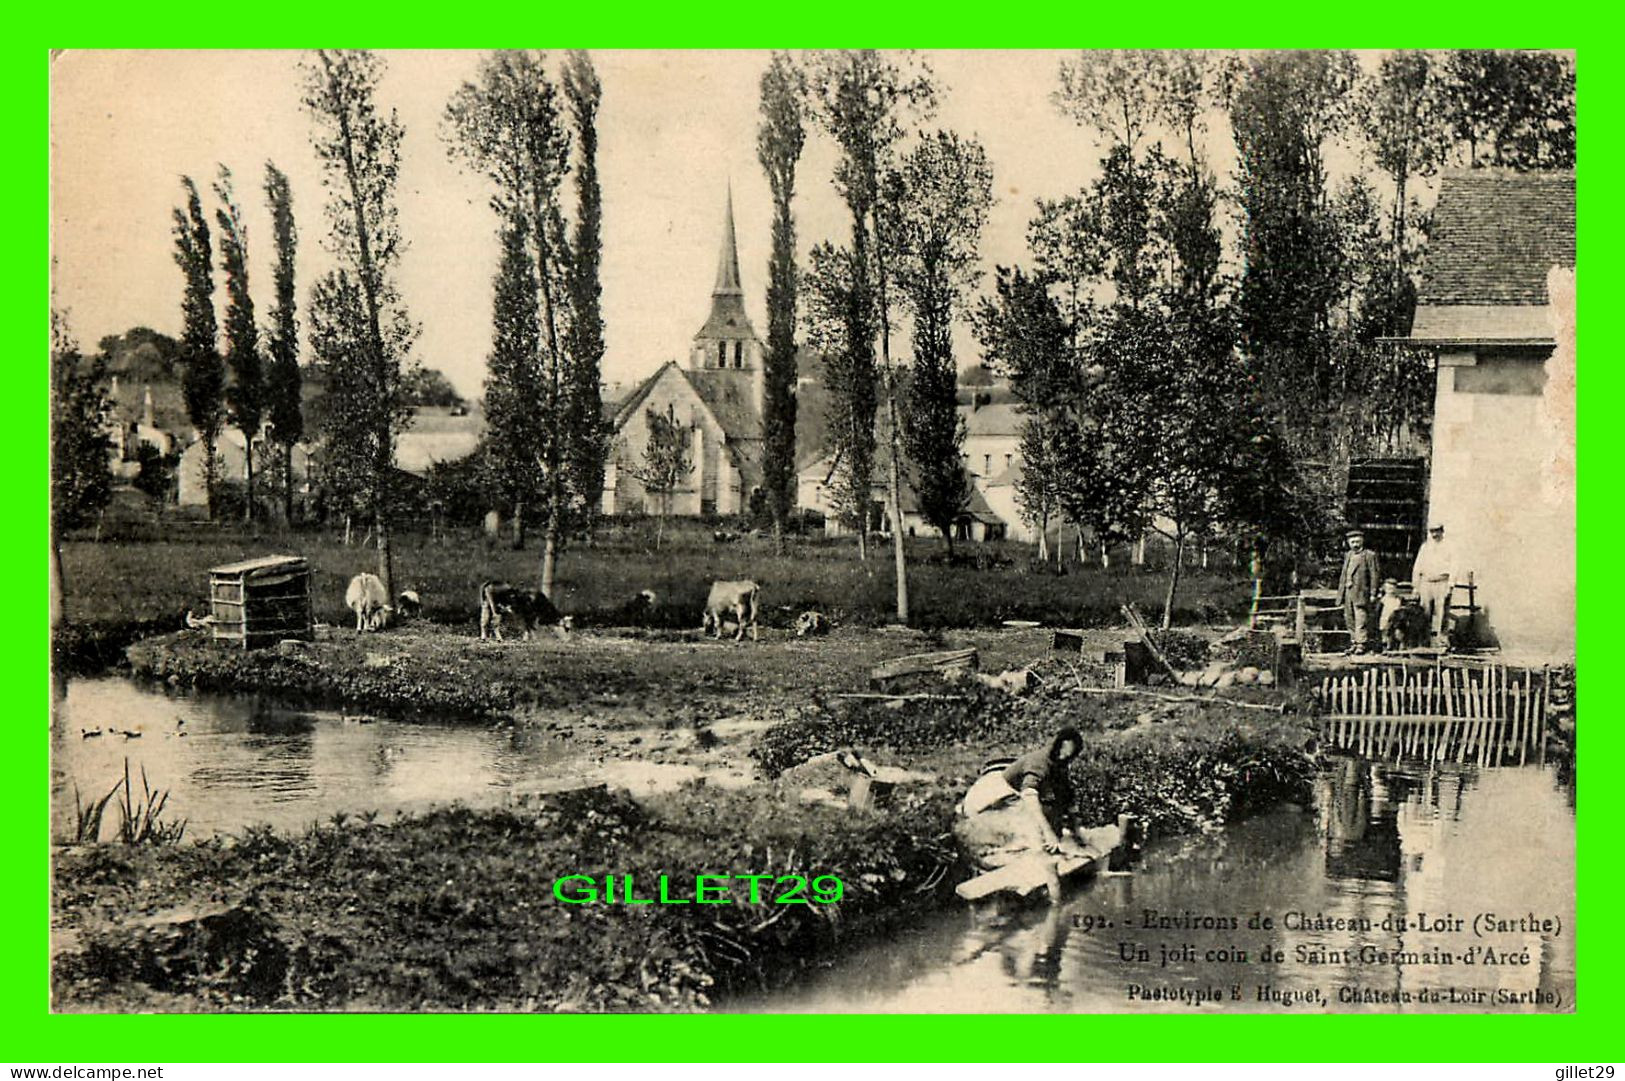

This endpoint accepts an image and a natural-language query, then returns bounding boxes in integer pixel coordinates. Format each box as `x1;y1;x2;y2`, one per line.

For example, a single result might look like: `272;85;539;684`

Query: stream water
741;756;1575;1014
50;677;747;840
52;678;1576;1014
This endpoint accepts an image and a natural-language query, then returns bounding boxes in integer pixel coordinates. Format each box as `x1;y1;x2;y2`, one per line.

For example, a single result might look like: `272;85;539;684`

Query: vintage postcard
48;49;1575;1015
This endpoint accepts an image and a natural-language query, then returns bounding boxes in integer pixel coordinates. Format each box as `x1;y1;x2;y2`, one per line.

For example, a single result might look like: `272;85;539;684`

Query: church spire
713;182;744;297
694;182;759;354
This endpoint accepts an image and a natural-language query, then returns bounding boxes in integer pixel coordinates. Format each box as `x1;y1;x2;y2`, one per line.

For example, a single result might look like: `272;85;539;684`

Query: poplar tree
887;131;993;551
444;50;577;598
482;215;545;544
807;48;935;623
172;175;223;518
263;160;304;524
562;50;609;537
757;51;805;551
302;49;417;598
213;165;263;521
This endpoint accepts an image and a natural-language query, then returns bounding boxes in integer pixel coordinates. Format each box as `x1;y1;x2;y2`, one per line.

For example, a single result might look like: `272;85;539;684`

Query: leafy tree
1026;193;1101;335
562;50;609;541
171;175;223;518
1357;51;1449;339
1439;50;1575;170
802;241;877;540
50;311;113;627
444;50;580;599
133;443;180;504
886;130;992;550
404;367;464;407
302;50;418;594
1053;50;1163;159
975;267;1086;563
213;165;263;521
1231;50;1356;365
806;48;935;623
308;269;414;539
98;327;181;381
630;404;692;549
262;161;304;524
757;51;806;553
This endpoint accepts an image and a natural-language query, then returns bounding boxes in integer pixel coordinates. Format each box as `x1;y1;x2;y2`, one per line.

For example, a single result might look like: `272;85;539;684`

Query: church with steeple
601;190;767;516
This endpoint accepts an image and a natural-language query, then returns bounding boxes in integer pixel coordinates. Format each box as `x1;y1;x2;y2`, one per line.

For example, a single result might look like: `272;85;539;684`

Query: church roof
714;185;743;297
611;361;762;444
688;369;763;440
611;361;681;431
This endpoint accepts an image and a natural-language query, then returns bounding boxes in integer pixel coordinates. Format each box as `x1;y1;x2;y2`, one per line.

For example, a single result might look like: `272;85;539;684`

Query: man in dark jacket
1336;529;1383;654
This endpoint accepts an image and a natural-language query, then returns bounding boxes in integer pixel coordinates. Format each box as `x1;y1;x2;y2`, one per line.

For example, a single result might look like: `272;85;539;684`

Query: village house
105;384;175;481
958;383;1023;486
1399;168;1575;661
602;192;765;516
796;448;1006;543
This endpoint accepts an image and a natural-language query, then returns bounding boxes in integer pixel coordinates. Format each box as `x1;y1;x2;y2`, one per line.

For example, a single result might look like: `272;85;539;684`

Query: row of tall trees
169;161;302;524
973;49;1571;626
765;50;995;623
445;49;608;600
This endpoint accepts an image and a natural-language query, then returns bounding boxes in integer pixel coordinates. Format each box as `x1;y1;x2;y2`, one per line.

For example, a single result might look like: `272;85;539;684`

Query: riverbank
52;669;1319;1012
123;622;1078;722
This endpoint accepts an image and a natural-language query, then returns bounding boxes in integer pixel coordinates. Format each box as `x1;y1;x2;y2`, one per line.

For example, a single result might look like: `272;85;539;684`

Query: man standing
1337;529;1382;654
1410;521;1456;648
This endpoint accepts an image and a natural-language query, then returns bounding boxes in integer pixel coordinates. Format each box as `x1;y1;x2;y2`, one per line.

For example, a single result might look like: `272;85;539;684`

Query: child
1378;579;1406;653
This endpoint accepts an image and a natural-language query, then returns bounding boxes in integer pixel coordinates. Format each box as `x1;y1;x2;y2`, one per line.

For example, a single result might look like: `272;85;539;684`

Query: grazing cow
794;610;830;638
479;581;572;641
345;573;393;632
702;580;761;642
396;590;423;620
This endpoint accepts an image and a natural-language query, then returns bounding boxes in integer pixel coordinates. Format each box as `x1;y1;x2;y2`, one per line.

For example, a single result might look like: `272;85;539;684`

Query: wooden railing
1314;663;1549;766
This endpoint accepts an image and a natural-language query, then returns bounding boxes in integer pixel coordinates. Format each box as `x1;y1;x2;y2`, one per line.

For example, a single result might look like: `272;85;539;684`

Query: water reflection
51;678;585;839
747;756;1575;1014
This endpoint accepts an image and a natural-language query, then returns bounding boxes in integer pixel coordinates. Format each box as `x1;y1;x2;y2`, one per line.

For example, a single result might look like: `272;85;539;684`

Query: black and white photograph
48;49;1575;1014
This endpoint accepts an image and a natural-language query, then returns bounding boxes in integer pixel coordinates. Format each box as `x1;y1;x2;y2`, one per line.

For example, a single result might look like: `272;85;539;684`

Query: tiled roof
962;400;1025;438
695;293;760;340
396;431;483;476
611;361;679;430
688;369;763;440
1417;169;1575;307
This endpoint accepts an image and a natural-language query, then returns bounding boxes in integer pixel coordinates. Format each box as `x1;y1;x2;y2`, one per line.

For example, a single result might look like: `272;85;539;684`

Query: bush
754;691;1317;842
53;785;968;1012
753;685;1059;776
1148;628;1209;670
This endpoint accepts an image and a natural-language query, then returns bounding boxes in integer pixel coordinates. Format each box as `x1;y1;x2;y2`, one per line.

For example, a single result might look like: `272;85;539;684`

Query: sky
50;49;1331;399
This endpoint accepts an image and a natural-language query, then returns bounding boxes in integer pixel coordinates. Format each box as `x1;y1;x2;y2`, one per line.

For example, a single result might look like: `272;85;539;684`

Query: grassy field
59;515;1253;640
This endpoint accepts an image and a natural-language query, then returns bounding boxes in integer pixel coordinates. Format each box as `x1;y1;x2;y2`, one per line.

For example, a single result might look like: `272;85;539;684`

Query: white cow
345;573;393;633
702;580;761;642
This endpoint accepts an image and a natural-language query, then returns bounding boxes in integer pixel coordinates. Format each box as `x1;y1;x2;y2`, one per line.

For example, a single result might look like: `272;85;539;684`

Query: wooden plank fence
1314;663;1549;767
